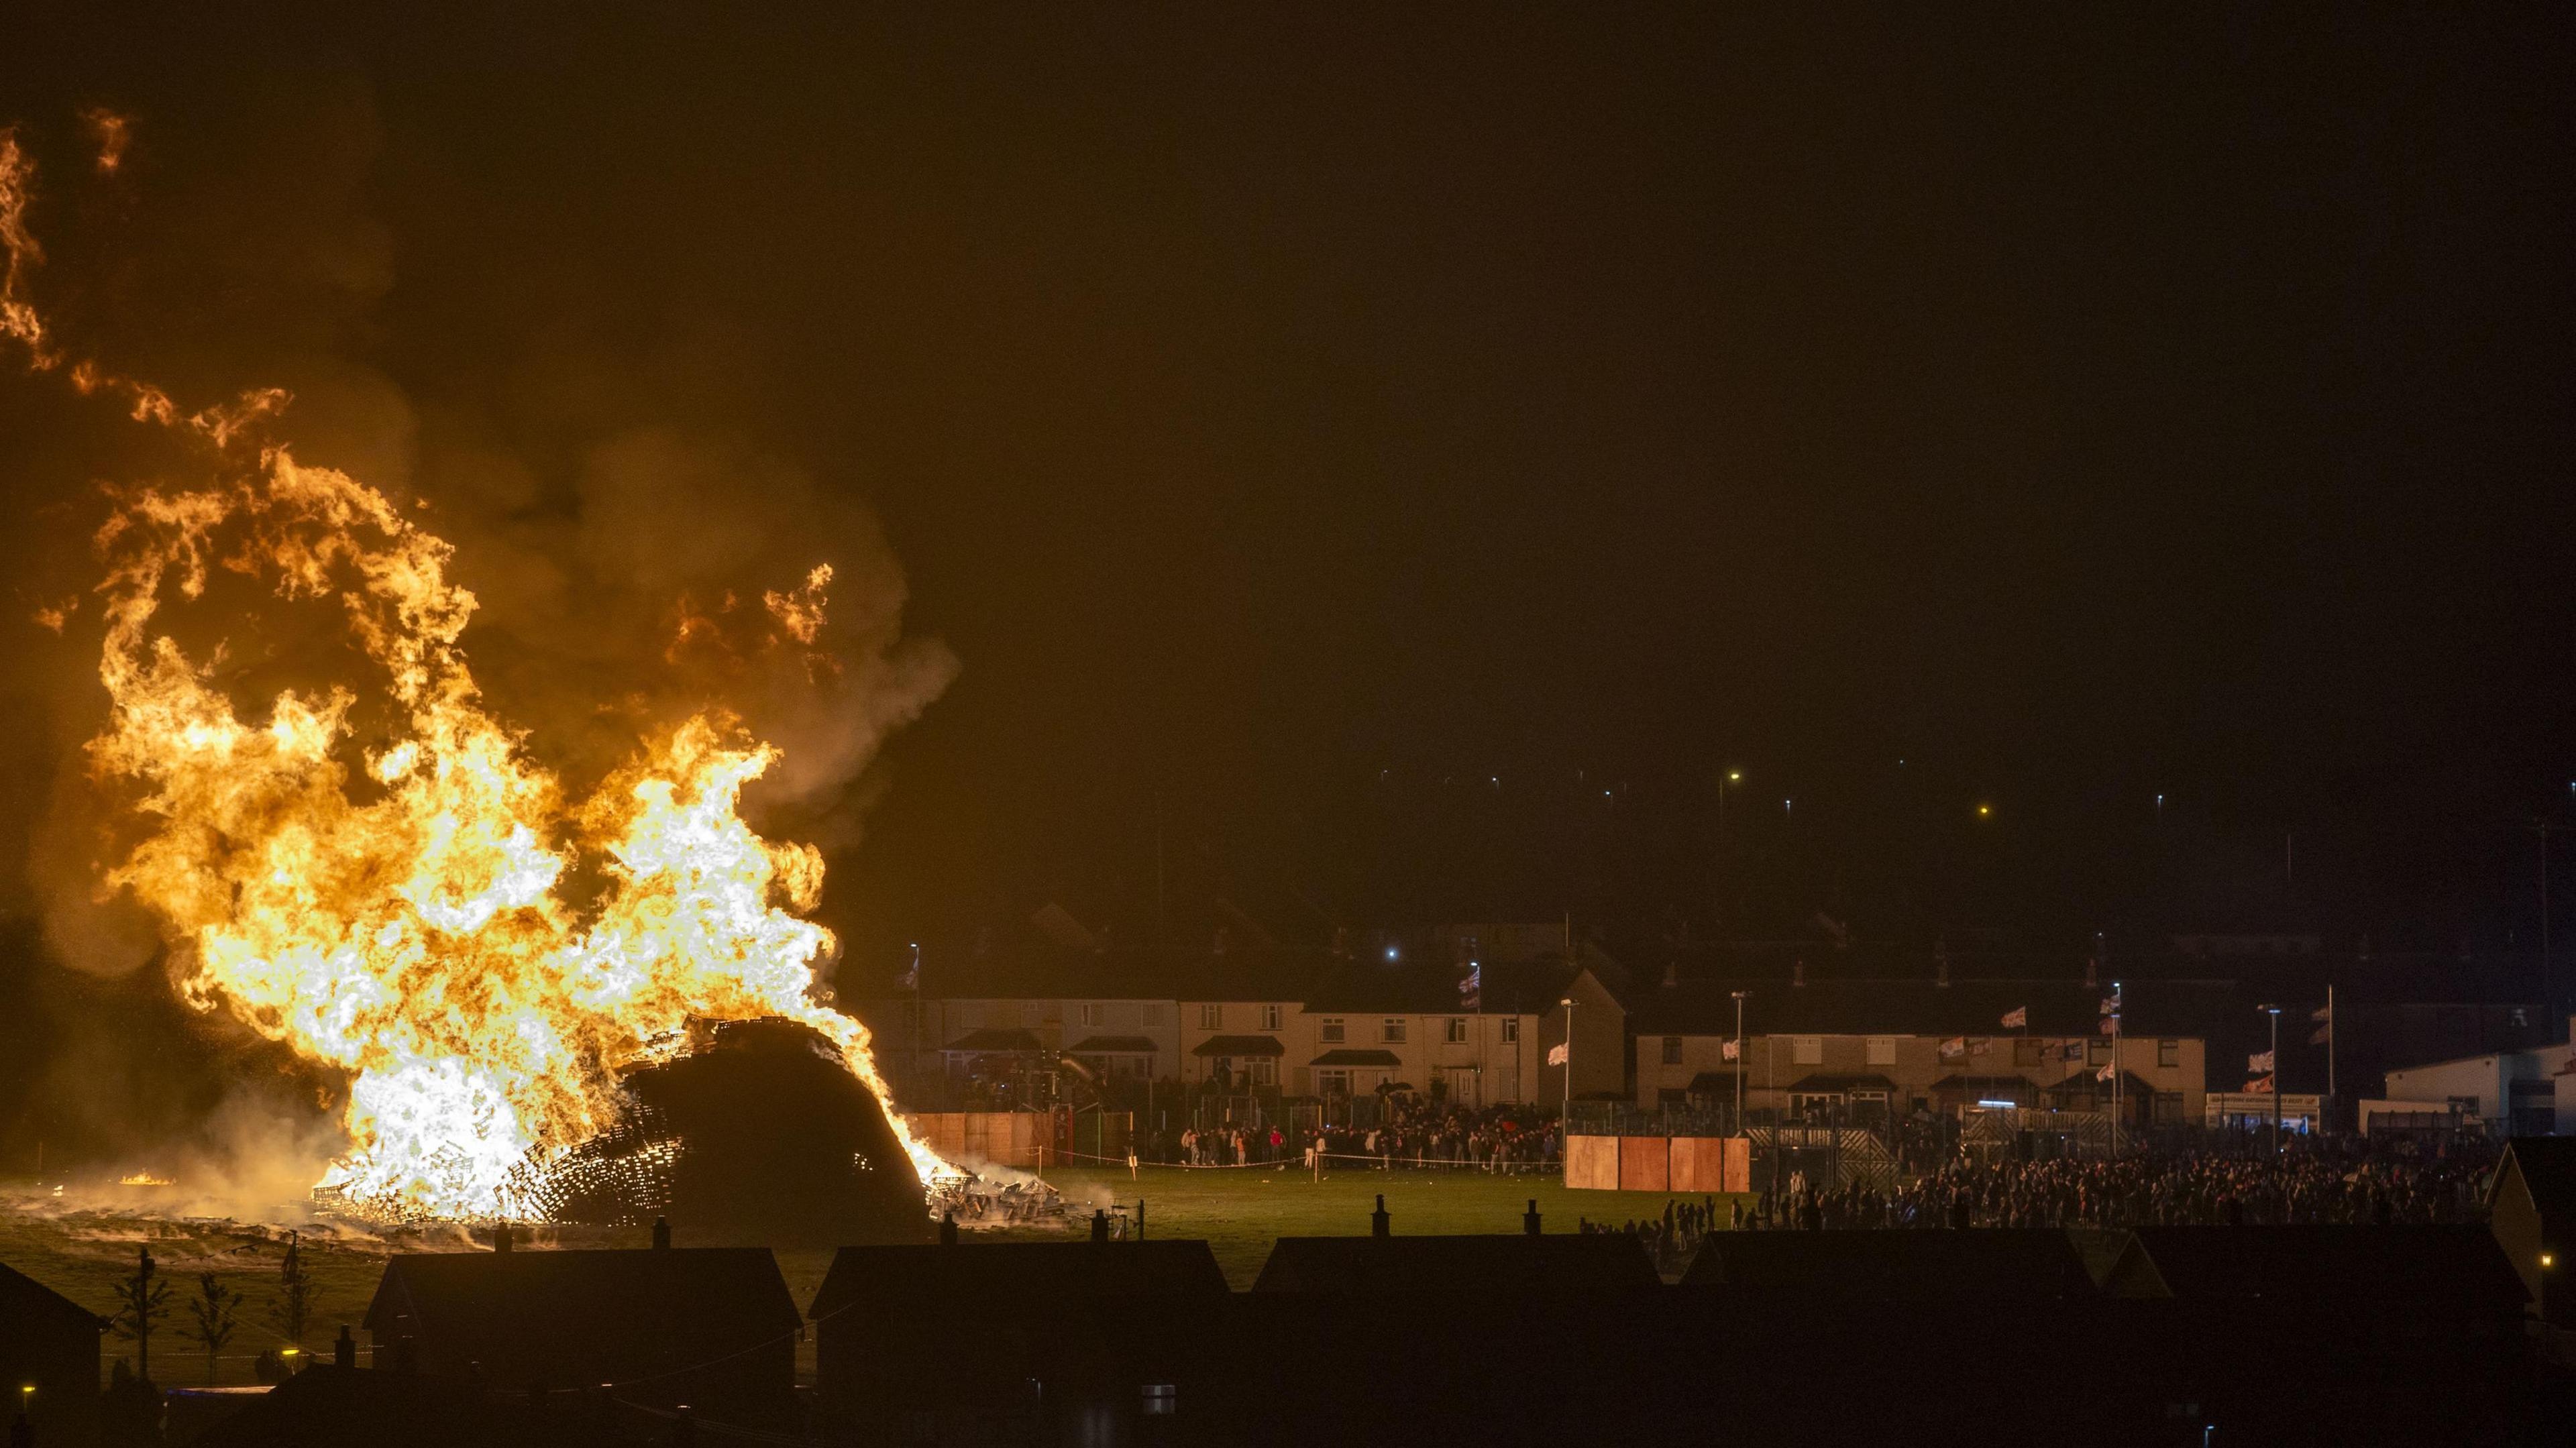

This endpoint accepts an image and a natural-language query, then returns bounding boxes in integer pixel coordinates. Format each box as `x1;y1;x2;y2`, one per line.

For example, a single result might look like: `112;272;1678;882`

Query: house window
1321;1017;1346;1044
1662;1036;1683;1066
1248;1058;1277;1086
1382;1018;1407;1044
1199;1003;1223;1029
1792;1036;1823;1065
1260;1004;1282;1030
1866;1036;1897;1066
1142;1004;1165;1026
1501;1017;1519;1043
1142;1384;1177;1417
2157;1040;2179;1068
1078;1003;1102;1027
1445;1018;1468;1044
1022;1001;1040;1024
2089;1038;2111;1064
1316;1068;1352;1096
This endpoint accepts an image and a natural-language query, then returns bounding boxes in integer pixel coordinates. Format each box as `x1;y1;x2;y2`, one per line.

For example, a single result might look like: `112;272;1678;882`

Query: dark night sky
4;4;2574;971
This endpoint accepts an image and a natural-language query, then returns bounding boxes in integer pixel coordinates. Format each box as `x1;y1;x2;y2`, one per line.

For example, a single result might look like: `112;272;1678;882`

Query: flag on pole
1458;962;1481;1011
1546;1041;1569;1067
2059;1042;2084;1062
2308;1023;2331;1046
2098;1017;2118;1036
901;943;920;992
2248;1049;2274;1073
1938;1037;1966;1060
1970;1038;1994;1056
2310;1005;2330;1023
2096;1062;2115;1082
2245;1074;2274;1094
2000;1006;2027;1029
1721;1038;1741;1062
2099;997;2118;1015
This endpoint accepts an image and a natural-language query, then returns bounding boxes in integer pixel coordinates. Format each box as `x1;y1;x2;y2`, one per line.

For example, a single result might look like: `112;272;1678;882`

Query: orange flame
5;121;955;1219
81;108;131;176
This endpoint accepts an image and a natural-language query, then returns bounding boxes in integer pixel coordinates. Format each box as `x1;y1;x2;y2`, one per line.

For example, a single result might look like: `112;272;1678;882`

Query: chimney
333;1325;355;1371
651;1217;671;1250
492;1223;513;1254
1523;1199;1542;1237
1091;1209;1110;1243
938;1211;959;1246
1371;1194;1390;1238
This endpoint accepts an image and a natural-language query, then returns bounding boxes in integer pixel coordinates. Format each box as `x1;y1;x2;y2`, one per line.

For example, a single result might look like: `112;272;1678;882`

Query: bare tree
109;1246;170;1385
270;1231;315;1352
182;1273;241;1386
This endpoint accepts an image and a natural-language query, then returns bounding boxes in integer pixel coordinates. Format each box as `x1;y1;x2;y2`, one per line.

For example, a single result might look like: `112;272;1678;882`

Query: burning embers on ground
1;120;958;1223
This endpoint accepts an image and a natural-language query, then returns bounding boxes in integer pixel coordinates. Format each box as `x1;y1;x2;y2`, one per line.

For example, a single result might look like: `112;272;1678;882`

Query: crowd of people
1733;1139;2499;1231
1580;1196;1727;1272
1136;1099;1562;1171
1303;1100;1562;1171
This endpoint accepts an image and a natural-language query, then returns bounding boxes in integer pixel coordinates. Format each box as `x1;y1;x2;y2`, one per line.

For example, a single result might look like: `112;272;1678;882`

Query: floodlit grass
998;1164;1751;1287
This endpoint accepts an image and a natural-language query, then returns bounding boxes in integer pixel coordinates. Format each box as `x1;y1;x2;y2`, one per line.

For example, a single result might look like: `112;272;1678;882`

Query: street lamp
2257;1004;2282;1154
1717;769;1743;849
1729;990;1749;1133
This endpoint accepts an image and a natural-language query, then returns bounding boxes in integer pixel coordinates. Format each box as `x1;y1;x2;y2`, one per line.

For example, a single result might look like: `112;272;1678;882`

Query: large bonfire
2;123;955;1220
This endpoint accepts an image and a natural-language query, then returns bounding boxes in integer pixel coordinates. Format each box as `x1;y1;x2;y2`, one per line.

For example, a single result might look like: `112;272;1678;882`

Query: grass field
0;1168;1746;1386
1007;1163;1749;1286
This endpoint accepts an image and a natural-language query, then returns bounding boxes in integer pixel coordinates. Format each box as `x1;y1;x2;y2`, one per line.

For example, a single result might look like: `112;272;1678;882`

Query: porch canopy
1310;1048;1403;1068
1191;1035;1286;1058
1929;1074;2037;1103
1067;1036;1160;1055
942;1027;1043;1054
1787;1074;1897;1095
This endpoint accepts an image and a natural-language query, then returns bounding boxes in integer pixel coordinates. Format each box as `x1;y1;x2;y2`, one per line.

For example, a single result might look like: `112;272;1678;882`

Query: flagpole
2268;1007;2282;1155
2326;984;2337;1113
2110;981;2122;1160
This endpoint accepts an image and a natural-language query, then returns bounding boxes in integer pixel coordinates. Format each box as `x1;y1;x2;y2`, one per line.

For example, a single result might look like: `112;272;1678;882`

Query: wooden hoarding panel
1564;1133;1620;1190
1617;1135;1670;1193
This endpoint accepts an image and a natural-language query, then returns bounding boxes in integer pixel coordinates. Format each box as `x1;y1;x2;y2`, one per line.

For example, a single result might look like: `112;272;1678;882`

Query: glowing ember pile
2;123;956;1221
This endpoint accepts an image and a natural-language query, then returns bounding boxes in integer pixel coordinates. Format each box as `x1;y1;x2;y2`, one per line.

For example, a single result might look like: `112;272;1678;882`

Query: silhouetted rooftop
1252;1233;1658;1294
362;1247;800;1389
1680;1229;2096;1298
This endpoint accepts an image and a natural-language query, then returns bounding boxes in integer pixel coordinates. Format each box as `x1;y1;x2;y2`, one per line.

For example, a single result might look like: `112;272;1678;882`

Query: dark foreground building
1;1260;100;1448
362;1231;800;1427
2490;1137;2576;1330
808;1229;1228;1445
2097;1225;2534;1445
